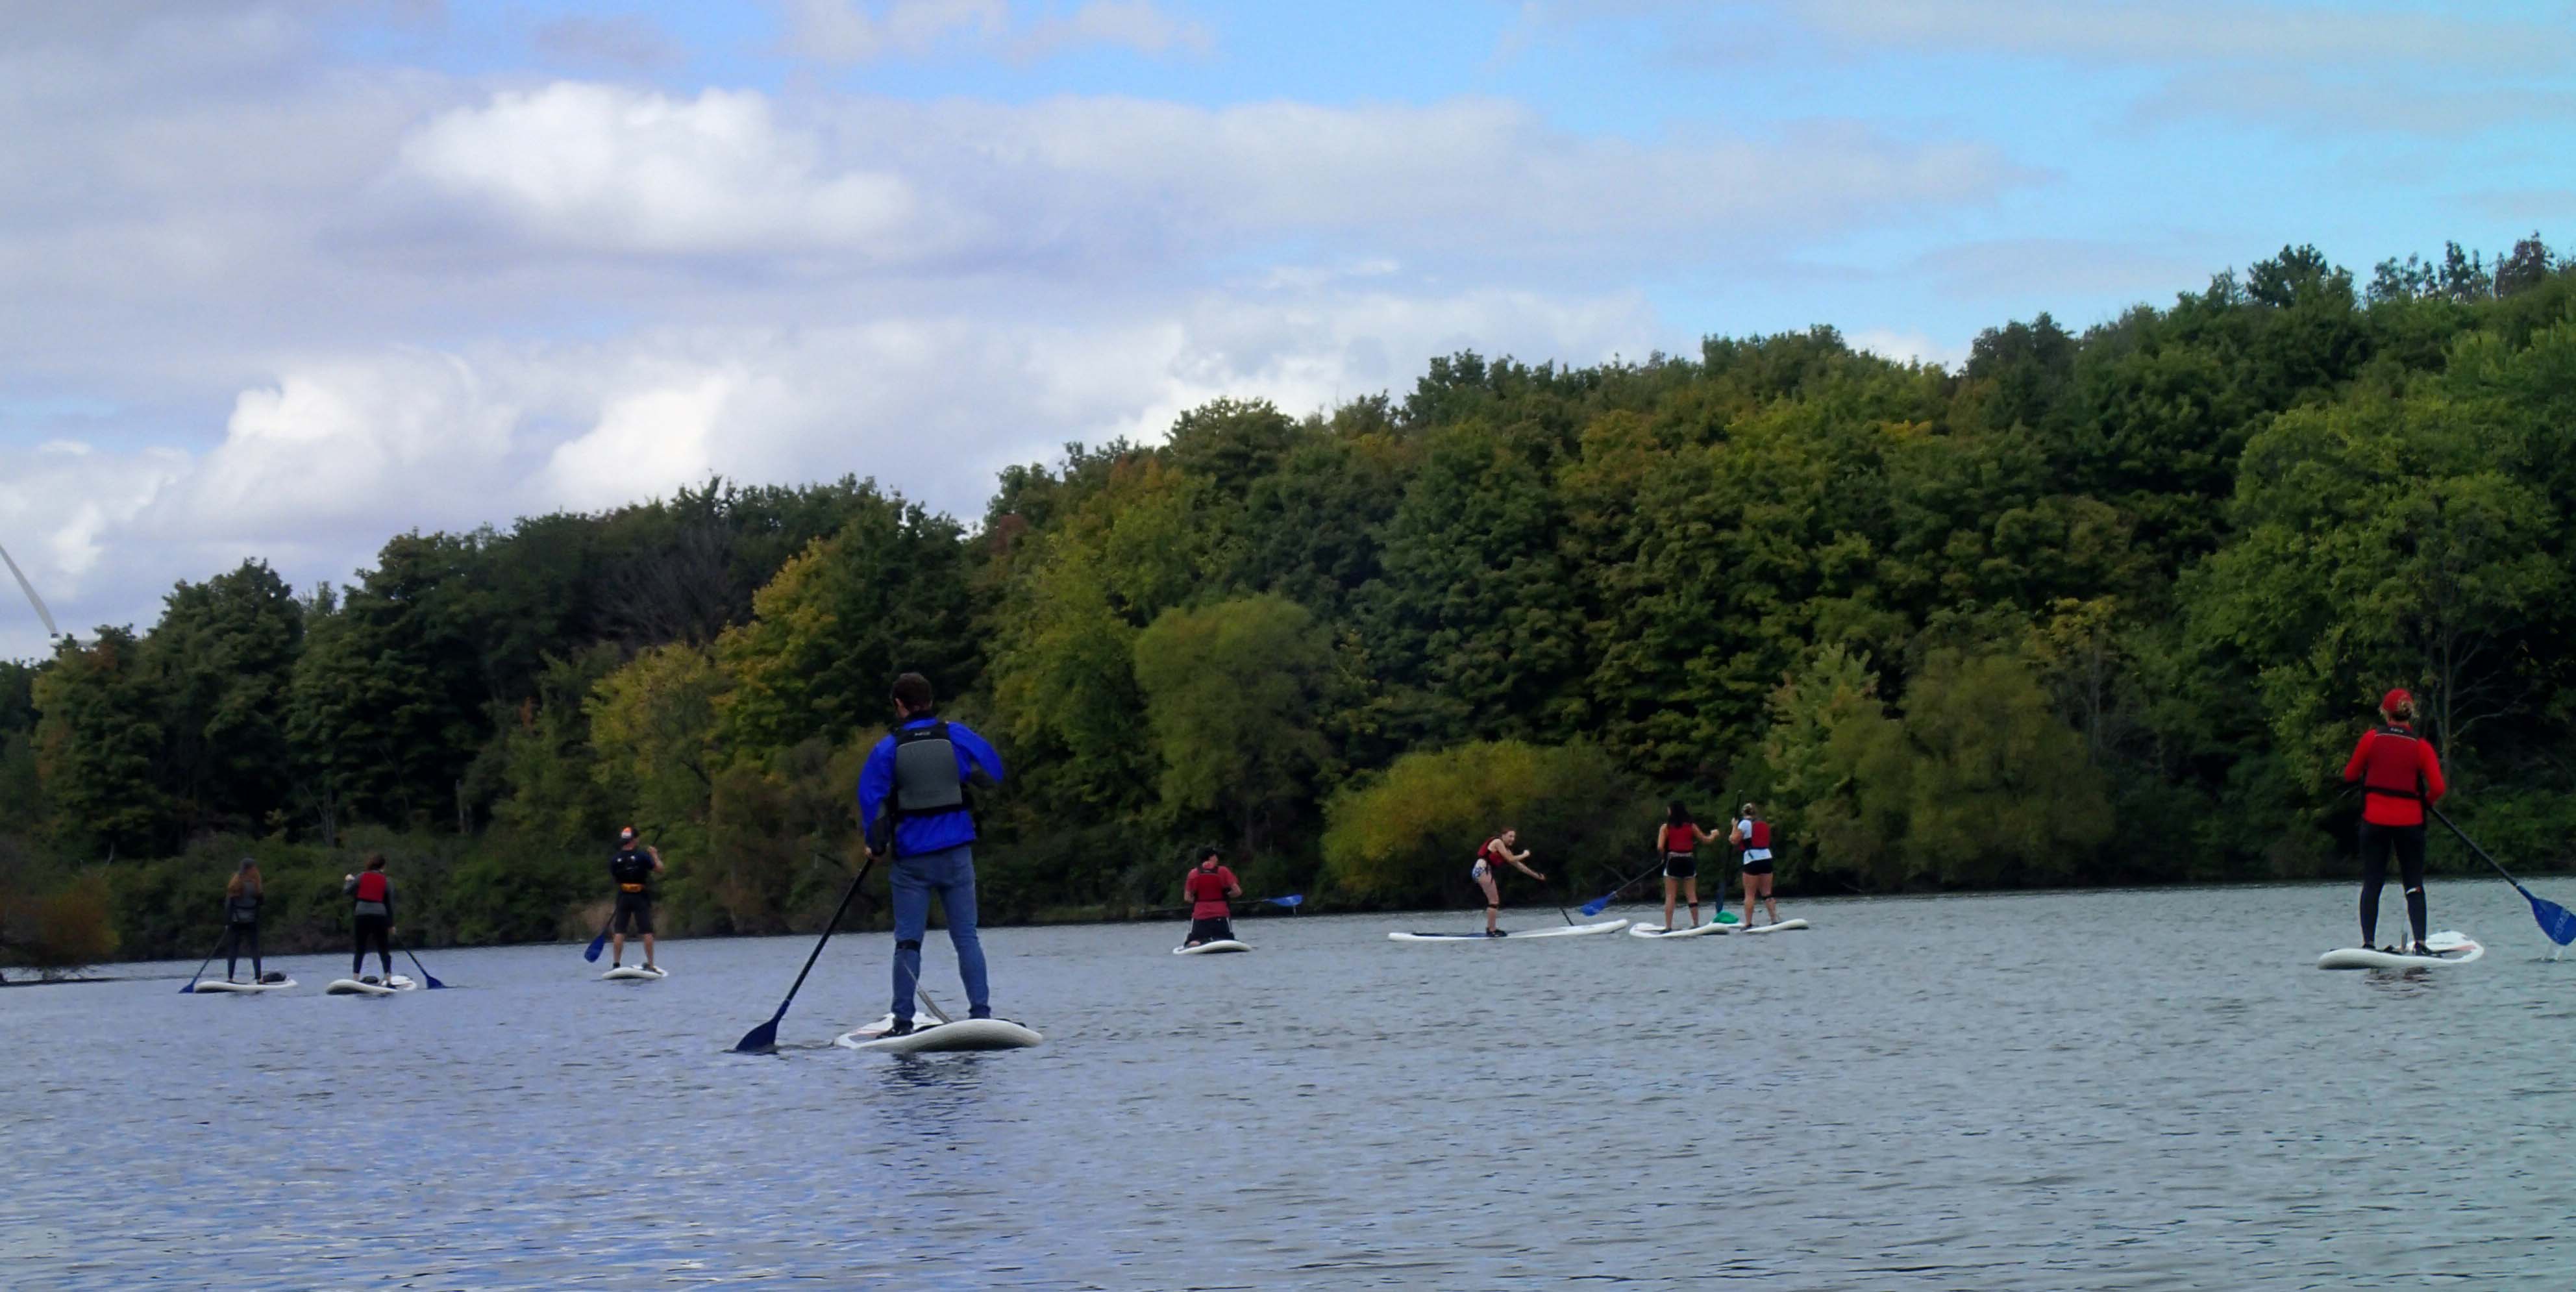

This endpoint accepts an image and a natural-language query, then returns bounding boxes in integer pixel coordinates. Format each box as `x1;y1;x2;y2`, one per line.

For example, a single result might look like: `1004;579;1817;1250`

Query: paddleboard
833;1015;1044;1054
2318;931;2483;971
1173;940;1251;955
601;965;668;980
192;978;298;993
1629;920;1729;939
1389;919;1629;942
1741;919;1811;934
325;975;419;996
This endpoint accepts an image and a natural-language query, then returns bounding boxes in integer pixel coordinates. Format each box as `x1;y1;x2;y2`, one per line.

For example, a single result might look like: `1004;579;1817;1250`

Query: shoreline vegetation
9;237;2576;973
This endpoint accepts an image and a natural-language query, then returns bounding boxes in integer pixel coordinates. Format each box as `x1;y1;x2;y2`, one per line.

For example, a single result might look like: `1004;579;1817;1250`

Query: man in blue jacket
858;672;1005;1035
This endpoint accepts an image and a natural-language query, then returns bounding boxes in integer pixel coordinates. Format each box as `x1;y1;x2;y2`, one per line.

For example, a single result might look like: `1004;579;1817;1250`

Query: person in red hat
2341;688;2447;954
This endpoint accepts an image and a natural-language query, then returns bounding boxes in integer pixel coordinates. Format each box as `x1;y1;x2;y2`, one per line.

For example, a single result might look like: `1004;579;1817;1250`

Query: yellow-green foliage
1322;741;1645;906
1;871;119;974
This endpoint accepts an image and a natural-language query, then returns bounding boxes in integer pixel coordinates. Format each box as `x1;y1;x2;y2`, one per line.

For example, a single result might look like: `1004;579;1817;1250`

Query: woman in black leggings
2342;688;2447;954
221;858;264;983
343;852;397;980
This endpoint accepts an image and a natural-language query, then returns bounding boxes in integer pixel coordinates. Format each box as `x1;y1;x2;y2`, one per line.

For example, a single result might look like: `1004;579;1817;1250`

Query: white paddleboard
192;978;298;993
1173;940;1251;955
1629;920;1730;939
1741;919;1810;934
834;1015;1044;1053
2318;931;2483;971
601;965;668;980
1389;919;1629;942
325;975;419;996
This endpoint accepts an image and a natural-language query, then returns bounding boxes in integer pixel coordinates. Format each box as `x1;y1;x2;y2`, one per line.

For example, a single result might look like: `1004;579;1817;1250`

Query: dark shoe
1485;928;1507;938
642;963;657;972
885;1017;915;1037
361;975;380;986
969;1007;992;1020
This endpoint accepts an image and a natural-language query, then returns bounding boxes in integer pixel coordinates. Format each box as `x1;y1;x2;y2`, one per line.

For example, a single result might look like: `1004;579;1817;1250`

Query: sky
2;0;2571;661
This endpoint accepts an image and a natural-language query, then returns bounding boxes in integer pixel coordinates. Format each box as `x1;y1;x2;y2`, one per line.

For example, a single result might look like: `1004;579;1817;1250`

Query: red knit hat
2381;688;2414;715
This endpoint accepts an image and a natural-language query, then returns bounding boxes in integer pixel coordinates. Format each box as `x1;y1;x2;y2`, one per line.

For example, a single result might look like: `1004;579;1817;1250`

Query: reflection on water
4;882;2571;1288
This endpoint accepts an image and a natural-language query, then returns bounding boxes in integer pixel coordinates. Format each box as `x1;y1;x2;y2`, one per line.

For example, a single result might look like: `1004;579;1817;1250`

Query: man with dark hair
858;671;1005;1034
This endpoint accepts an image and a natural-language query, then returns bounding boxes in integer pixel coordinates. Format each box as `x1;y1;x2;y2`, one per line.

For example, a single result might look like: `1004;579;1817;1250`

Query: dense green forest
6;236;2575;969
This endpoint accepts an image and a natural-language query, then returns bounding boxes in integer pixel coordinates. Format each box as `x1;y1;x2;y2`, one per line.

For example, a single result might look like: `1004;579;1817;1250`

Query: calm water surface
5;882;2573;1289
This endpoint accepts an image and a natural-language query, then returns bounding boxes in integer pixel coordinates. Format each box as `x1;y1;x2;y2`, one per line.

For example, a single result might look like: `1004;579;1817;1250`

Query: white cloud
782;0;1206;62
395;83;923;256
1850;327;1963;371
1014;1;1213;58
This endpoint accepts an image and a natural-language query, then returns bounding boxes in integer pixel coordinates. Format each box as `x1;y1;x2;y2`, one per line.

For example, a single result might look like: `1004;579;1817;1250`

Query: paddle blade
179;981;197;994
1579;896;1613;917
582;928;608;962
732;1020;780;1054
422;973;447;989
2525;890;2576;947
1265;895;1303;908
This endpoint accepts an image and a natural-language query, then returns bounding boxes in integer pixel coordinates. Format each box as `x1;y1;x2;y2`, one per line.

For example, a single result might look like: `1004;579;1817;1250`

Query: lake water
5;881;2572;1289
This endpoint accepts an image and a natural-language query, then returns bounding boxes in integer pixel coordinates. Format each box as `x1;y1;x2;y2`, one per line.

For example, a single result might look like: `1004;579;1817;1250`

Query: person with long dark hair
343;853;397;984
1653;802;1722;931
221;859;264;984
2343;688;2447;954
1180;846;1241;947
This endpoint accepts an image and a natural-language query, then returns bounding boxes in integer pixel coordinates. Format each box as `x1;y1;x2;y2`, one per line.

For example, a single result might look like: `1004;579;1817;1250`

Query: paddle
917;987;954;1025
732;854;877;1054
582;917;614;963
177;936;226;993
396;939;447;989
2430;807;2576;954
1581;857;1665;917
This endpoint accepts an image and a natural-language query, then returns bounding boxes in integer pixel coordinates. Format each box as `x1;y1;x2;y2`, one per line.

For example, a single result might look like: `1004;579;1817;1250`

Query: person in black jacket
608;826;664;971
221;859;264;983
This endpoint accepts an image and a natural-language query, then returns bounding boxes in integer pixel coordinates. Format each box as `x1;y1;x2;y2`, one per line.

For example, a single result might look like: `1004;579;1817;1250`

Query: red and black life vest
353;871;389;903
1663;825;1697;854
1740;819;1772;851
1186;867;1229;904
2358;725;2427;802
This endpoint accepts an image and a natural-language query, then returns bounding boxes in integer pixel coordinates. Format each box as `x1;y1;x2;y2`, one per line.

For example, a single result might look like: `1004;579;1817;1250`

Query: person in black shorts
608;826;664;971
1653;802;1722;930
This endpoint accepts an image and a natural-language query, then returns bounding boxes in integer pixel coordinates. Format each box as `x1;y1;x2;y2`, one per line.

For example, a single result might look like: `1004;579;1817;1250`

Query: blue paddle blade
732;1019;780;1054
1265;895;1303;908
1579;896;1613;917
178;981;196;994
583;929;608;962
2525;889;2576;946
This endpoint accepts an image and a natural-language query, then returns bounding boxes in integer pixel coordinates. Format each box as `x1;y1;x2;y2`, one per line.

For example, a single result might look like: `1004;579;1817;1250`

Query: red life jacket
2358;727;2427;803
1185;867;1229;904
1663;825;1696;854
1741;819;1771;851
354;871;389;904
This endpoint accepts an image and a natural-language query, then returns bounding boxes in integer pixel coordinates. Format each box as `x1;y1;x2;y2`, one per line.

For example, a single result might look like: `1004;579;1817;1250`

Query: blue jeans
889;844;990;1020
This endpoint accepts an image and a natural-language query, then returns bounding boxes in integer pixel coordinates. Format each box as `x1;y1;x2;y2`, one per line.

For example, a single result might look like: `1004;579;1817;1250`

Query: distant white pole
0;540;60;638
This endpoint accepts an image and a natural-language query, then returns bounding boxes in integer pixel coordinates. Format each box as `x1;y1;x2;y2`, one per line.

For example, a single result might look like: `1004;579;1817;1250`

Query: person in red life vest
1473;828;1546;938
1181;847;1242;947
1653;802;1723;931
1730;802;1779;928
2341;688;2447;954
342;852;397;984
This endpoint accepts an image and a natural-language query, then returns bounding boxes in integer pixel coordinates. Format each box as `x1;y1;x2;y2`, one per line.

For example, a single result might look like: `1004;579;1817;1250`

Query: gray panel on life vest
892;725;964;814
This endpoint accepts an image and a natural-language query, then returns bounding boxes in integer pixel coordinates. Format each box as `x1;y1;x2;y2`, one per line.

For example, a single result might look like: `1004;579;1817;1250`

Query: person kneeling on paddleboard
343;854;396;984
860;672;1005;1037
2343;688;2446;955
1655;803;1722;931
608;827;664;972
1474;828;1546;937
1731;804;1779;928
1182;847;1241;947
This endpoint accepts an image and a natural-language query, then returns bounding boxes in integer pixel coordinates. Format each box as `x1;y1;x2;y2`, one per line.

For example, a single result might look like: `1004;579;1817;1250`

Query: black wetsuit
222;891;262;981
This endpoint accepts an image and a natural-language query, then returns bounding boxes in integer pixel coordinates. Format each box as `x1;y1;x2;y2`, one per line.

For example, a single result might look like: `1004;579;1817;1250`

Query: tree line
6;235;2573;967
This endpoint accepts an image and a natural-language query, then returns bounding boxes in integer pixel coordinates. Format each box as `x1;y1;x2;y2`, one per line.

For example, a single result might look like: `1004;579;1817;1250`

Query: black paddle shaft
2429;807;2527;888
735;856;876;1052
